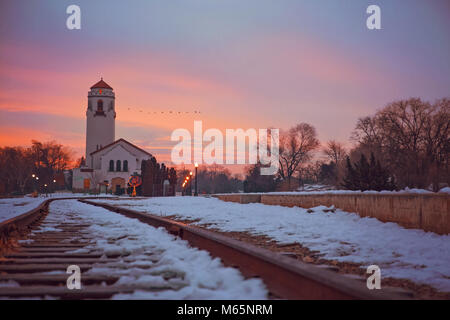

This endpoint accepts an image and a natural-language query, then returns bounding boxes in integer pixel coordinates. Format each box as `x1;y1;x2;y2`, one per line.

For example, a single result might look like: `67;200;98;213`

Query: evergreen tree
244;163;277;193
342;153;396;191
354;154;370;190
342;156;358;190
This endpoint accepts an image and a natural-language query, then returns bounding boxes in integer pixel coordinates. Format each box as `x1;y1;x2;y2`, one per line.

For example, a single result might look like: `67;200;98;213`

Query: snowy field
4;200;267;299
91;196;450;292
0;193;116;223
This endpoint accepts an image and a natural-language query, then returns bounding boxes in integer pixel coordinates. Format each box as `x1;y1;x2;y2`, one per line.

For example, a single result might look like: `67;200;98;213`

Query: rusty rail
0;200;50;246
0;198;163;299
0;197;117;246
80;199;411;300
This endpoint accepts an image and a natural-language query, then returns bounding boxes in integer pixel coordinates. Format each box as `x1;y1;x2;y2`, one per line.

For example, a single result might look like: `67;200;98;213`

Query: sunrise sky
1;0;449;168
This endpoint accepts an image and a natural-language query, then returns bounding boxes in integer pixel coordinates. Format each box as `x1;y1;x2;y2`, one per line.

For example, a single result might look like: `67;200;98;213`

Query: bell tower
85;78;116;167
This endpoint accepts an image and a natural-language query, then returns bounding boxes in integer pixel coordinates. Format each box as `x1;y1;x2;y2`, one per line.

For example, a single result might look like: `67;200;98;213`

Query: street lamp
194;162;198;196
31;174;37;196
35;176;40;196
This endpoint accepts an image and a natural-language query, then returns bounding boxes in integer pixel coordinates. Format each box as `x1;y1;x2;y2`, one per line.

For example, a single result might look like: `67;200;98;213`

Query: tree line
0;97;448;195
0;141;73;195
244;97;449;192
177;164;243;194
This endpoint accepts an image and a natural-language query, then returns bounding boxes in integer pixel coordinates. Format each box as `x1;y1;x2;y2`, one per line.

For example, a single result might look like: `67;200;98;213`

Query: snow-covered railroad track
0;200;266;299
0;219;129;299
0;198;409;300
80;199;409;300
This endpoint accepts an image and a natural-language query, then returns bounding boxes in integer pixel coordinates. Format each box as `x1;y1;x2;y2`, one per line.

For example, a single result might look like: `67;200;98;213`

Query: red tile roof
90;78;113;90
90;138;153;157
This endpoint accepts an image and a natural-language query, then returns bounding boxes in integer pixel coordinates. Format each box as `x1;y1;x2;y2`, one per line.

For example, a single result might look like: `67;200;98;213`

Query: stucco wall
213;193;450;235
214;194;261;204
86;88;115;166
71;168;92;190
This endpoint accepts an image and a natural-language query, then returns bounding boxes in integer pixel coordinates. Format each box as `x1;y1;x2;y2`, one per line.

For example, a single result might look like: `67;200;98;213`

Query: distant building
72;79;153;193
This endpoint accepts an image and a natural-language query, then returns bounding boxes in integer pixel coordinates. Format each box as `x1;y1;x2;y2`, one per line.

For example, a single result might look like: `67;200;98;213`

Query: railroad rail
0;197;411;299
0;197;114;247
80;199;411;300
0;197;145;299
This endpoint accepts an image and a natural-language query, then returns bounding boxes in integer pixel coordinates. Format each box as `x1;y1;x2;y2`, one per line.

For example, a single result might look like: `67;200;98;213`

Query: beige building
72;79;152;192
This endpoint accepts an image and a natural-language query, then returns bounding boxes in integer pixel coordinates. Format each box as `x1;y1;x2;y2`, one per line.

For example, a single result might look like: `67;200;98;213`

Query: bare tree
323;140;347;165
0;147;34;194
321;140;347;186
352;97;449;190
0;140;74;195
278;123;320;189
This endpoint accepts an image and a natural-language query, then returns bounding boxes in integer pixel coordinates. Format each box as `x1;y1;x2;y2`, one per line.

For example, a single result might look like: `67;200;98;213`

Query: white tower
85;78;116;167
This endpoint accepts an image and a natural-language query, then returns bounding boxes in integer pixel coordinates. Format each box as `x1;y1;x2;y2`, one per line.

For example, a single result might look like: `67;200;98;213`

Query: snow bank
439;187;450;194
48;200;267;299
0;193;116;223
215;187;449;196
0;197;47;223
92;197;450;292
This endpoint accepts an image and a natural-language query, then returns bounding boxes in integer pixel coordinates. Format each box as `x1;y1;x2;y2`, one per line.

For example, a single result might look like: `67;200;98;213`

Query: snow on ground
218;187;449;196
0;193;116;223
45;200;267;299
92;196;450;292
0;197;48;223
439;187;450;194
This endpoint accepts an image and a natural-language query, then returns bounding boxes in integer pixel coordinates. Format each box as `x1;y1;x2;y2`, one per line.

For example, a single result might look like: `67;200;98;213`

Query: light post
35;176;40;196
194;162;198;196
185;175;190;196
53;179;56;195
31;174;36;195
182;175;191;196
189;171;193;196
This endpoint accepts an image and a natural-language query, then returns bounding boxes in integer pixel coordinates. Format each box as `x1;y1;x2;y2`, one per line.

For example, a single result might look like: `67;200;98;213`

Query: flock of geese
125;108;202;115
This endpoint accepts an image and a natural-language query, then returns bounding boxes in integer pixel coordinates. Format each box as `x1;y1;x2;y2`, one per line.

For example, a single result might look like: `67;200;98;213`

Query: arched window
109;160;114;172
123;160;128;172
97;100;103;111
116;160;121;172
